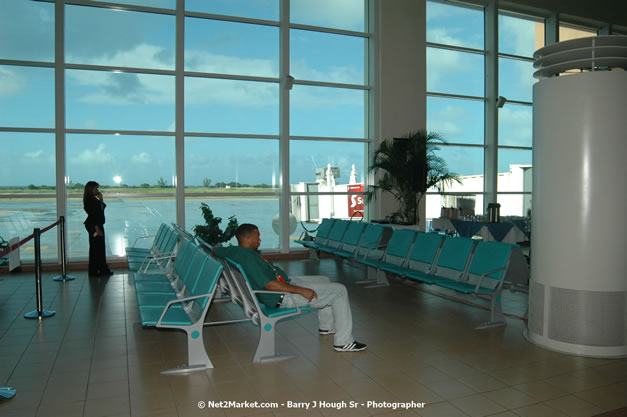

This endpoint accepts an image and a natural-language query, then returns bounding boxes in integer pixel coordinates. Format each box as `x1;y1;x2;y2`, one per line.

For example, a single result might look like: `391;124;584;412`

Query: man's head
235;223;261;249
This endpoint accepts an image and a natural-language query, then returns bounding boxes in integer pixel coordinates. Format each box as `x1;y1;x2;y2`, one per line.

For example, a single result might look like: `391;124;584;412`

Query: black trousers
86;224;109;275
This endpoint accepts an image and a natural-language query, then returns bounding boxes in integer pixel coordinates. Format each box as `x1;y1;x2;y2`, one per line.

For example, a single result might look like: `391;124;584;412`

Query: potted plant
370;130;459;225
192;203;239;246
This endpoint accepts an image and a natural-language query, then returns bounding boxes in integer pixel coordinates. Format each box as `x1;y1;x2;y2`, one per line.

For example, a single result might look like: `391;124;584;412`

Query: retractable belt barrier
1;216;76;320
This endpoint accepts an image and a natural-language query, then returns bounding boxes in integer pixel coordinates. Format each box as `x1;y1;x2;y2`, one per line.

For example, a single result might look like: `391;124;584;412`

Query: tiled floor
1;258;626;417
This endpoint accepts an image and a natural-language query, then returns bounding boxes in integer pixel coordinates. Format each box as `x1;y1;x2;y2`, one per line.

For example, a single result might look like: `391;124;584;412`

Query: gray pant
281;275;354;346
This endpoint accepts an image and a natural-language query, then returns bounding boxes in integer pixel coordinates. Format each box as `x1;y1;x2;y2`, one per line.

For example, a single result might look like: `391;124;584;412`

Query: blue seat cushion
139;305;190;327
134;281;176;295
133;272;170;282
136;293;178;307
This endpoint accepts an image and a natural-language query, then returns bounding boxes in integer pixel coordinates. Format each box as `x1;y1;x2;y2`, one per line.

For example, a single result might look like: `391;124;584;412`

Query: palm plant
193;203;239;246
370;130;460;225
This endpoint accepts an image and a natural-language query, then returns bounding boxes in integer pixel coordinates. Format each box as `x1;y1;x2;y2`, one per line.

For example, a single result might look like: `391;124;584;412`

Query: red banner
347;184;364;218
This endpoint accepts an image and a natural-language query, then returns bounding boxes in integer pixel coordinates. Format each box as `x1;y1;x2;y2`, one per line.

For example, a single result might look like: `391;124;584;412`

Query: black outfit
84;196;111;276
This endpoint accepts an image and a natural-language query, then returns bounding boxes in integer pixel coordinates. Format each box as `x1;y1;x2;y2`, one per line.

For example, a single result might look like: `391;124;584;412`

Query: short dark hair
235;223;258;241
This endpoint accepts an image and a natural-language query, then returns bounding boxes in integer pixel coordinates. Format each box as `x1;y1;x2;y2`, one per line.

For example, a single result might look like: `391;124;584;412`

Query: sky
0;0;536;188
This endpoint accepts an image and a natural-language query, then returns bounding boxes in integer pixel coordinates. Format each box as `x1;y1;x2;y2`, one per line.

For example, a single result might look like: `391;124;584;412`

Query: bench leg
476;290;506;330
356;268;389;288
161;324;213;374
253;319;295;363
308;248;319;260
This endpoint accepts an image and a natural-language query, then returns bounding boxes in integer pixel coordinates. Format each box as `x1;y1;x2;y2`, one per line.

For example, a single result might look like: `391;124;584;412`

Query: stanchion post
25;228;56;320
53;216;75;282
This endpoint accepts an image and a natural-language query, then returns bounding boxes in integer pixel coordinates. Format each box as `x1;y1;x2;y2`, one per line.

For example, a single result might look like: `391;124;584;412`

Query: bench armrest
155;292;212;327
131;234;156;248
474;267;506;292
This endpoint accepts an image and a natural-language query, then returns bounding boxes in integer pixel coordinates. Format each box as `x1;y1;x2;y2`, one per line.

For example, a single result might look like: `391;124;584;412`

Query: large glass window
499;14;544;57
290;30;365;84
186;0;279;21
185;137;279;189
0;1;55;62
290;85;365;138
66;69;175;131
0;133;57;260
559;23;597;41
185;77;279;134
0;0;366;256
0;66;55;128
185;18;279;77
427;1;484;49
426;48;485;97
427;97;484;145
65;133;175;258
426;1;485;223
498;104;532;147
497;12;537;205
65;5;175;70
290;0;365;32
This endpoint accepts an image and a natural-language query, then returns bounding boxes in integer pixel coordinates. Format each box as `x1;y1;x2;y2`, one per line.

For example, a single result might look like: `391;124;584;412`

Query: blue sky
0;0;535;187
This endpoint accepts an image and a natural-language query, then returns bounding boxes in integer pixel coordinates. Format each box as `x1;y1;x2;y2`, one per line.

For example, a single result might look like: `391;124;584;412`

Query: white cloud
185;50;276;77
427;28;464;46
131;152;152;164
0;67;25;96
72;143;113;165
23;150;44;159
499;106;532;146
426;47;463;91
291;59;362;85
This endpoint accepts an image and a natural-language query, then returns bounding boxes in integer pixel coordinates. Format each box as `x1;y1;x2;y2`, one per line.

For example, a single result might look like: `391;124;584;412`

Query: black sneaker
333;341;367;352
319;329;336;335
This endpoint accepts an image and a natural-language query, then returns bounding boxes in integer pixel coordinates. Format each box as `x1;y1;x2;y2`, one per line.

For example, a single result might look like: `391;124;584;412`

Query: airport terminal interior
1;0;627;416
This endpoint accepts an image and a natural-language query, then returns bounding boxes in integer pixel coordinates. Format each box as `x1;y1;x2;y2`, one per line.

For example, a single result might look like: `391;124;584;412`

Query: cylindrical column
528;71;627;357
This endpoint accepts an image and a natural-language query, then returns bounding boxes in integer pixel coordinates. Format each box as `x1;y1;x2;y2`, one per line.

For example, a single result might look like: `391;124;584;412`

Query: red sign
348;184;364;218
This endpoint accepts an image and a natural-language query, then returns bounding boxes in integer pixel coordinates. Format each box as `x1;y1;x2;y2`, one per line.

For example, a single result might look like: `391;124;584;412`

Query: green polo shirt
214;245;289;308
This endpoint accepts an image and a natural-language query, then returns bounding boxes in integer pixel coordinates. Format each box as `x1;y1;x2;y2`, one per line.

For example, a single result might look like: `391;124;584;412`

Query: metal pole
53;216;75;282
25;228;56;320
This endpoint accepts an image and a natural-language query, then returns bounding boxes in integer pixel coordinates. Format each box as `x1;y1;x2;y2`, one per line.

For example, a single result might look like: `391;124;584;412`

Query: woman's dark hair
83;181;100;207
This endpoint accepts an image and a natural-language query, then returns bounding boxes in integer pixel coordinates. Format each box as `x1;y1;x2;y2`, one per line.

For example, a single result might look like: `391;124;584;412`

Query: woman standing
83;181;112;277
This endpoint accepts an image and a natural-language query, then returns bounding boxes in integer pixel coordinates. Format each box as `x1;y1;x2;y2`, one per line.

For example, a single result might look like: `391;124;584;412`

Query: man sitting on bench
215;223;367;352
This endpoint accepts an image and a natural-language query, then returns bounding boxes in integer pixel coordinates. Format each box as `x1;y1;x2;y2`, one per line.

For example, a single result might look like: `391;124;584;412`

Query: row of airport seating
296;218;518;329
125;224;310;374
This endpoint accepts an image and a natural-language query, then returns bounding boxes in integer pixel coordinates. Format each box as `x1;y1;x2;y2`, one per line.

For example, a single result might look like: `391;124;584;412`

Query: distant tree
156;177;167;187
27;184;38;190
72;182;84;190
215;182;226;188
139;183;150;188
120;183;128;188
202;177;211;187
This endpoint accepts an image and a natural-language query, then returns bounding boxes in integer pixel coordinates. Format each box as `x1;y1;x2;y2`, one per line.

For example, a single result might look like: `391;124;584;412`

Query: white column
374;0;426;227
529;71;627;357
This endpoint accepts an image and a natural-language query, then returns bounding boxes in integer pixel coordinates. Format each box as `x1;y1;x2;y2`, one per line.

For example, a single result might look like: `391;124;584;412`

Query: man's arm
264;280;317;302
